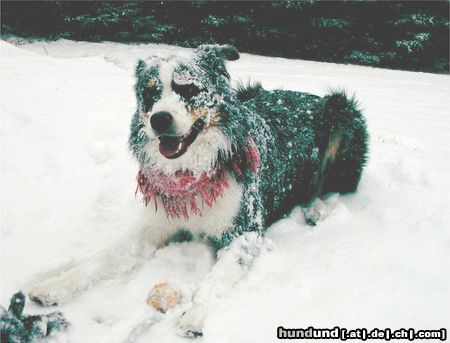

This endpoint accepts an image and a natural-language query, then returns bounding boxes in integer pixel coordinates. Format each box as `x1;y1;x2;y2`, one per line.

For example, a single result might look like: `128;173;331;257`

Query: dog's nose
151;111;173;133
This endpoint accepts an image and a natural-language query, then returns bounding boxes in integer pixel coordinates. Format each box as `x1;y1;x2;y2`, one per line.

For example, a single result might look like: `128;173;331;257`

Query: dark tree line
1;1;449;73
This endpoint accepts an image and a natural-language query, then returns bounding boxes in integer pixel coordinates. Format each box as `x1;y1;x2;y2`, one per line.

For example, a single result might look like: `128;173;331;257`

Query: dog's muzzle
157;116;207;159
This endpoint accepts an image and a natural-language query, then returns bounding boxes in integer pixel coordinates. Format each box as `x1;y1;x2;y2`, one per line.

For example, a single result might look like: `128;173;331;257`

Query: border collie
29;44;368;337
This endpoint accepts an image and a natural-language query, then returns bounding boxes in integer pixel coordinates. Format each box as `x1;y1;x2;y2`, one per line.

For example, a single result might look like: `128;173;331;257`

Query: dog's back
237;85;368;226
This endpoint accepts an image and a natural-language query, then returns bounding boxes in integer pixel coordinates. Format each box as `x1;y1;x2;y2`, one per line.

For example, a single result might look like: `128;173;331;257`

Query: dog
29;44;368;337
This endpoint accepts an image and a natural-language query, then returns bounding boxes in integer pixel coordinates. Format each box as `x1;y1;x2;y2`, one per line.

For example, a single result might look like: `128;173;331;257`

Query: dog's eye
172;82;201;100
143;86;159;111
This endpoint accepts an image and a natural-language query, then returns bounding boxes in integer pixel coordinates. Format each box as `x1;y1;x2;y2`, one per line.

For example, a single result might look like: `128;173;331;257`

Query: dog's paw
29;276;76;306
177;305;205;338
29;285;61;306
146;282;182;313
302;198;335;225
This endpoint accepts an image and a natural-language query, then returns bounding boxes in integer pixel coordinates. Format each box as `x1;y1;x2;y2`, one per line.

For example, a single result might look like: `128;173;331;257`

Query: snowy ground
1;40;449;342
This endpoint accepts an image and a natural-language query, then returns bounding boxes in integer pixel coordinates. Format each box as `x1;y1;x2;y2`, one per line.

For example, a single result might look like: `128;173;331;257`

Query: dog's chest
147;176;243;238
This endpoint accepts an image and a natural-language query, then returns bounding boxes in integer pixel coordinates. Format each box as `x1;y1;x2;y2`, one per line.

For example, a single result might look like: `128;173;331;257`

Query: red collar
136;137;260;220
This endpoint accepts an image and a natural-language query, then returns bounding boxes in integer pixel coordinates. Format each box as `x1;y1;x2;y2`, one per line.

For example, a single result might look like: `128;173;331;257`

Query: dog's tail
311;90;369;197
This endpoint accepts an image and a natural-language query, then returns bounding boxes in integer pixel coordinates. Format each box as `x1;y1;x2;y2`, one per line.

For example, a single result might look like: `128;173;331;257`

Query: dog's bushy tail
235;81;263;102
313;91;369;196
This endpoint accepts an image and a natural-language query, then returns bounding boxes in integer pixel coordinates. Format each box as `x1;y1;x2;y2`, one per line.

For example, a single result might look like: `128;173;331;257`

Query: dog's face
132;45;240;175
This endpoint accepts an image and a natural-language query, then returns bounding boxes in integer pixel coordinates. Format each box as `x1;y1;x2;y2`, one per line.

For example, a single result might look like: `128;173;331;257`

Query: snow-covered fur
130;44;368;248
28;44;368;337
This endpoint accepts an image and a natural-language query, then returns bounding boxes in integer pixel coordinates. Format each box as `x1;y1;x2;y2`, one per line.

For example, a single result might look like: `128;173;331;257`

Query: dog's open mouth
158;136;186;159
158;117;207;159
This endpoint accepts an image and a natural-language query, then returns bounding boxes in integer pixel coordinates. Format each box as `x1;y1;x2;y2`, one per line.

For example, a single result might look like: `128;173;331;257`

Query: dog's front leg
177;232;272;337
29;214;171;306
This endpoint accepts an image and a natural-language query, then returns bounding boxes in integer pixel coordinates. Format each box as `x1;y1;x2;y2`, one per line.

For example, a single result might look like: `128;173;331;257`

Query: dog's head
131;44;242;175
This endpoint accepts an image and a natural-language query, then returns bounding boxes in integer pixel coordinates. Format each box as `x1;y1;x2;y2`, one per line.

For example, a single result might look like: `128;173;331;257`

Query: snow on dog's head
129;44;240;175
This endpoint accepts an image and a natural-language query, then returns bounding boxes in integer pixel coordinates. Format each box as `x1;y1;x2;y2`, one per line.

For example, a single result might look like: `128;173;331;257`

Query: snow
1;40;449;342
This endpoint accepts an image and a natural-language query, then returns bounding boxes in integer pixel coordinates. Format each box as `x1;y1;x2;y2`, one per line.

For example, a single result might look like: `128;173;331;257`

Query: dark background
1;0;449;73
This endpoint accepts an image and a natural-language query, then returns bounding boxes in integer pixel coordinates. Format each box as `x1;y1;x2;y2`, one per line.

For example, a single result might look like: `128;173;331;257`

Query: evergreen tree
1;0;448;73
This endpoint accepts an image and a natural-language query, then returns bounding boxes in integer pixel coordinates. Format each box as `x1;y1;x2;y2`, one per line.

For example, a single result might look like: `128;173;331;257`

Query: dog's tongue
159;136;183;158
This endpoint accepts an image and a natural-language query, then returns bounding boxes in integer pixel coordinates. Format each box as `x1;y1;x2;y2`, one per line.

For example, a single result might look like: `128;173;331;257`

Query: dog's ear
223;45;240;61
194;45;239;78
135;59;147;77
215;45;240;61
195;44;240;62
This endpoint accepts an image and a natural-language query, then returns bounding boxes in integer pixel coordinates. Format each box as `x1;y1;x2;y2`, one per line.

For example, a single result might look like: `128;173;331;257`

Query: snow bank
1;40;449;342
